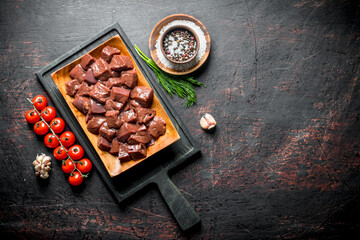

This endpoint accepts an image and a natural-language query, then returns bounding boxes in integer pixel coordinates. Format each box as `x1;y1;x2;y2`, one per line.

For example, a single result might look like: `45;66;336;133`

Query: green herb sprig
134;45;205;108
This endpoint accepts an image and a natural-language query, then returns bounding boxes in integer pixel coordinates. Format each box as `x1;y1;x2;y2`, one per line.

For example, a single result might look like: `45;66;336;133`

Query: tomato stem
27;98;87;178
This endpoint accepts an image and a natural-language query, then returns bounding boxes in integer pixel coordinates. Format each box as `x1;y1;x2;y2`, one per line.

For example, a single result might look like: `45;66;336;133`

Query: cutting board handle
155;173;200;231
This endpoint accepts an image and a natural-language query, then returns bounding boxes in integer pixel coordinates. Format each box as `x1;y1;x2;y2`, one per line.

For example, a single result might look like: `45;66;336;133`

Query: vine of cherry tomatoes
26;95;92;186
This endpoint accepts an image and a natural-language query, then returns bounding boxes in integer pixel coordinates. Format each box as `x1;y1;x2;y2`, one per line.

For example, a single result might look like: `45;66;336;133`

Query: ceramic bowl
160;25;200;64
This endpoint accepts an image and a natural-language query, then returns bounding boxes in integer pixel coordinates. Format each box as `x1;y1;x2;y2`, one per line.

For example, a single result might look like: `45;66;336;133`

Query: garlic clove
200;113;216;131
43;159;51;165
40;172;49;179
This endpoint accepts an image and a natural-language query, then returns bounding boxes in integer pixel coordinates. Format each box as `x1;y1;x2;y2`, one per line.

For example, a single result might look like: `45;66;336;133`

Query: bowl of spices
160;25;199;64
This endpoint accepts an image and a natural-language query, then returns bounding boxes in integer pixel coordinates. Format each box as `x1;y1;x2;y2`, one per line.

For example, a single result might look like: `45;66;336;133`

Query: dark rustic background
1;0;360;239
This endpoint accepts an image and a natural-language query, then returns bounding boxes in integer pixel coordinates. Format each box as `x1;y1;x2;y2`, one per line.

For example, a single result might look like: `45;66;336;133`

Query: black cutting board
35;22;201;231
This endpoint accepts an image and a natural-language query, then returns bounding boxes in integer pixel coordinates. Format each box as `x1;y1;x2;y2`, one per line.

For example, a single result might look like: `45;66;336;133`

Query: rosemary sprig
134;45;205;108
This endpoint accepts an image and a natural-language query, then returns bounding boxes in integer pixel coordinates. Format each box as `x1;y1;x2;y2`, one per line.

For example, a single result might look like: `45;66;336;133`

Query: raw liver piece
127;143;147;160
89;82;110;104
76;82;91;96
123;101;134;111
69;64;86;82
106;77;122;89
121;109;137;123
87;116;106;134
120;69;138;89
72;96;90;115
110;87;130;104
105;110;122;129
118;143;131;162
109;138;120;155
97;136;112;151
84;68;97;85
117;122;140;142
127;130;151;145
104;99;124;111
148;116;166;139
101;46;121;63
65;79;80;97
109;55;134;71
130;99;142;108
89;98;106;114
135;107;155;124
90;58;111;82
111;70;120;77
99;122;117;142
130;86;153;108
85;112;94;123
80;53;95;70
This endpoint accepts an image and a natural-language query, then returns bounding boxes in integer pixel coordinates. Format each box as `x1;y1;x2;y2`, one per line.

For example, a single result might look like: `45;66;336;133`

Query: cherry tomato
69;171;83;186
53;146;68;160
62;159;75;174
68;145;84;160
40;106;56;122
25;110;40;124
32;95;47;111
33;121;49;135
77;158;92;173
50;118;65;133
59;131;76;147
44;133;60;148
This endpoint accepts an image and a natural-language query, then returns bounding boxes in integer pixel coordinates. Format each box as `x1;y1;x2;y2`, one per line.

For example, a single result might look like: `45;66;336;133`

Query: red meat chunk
105;110;122;129
130;99;141;108
97;136;112;151
87;116;106;134
101;46;121;63
72;96;90;115
120;69;138;89
89;98;106;114
90;58;111;82
128;143;147;160
127;129;151;145
118;143;131;162
84;68;97;85
111;70;121;77
117;123;140;142
130;86;153;108
65;79;80;97
89;82;110;104
99;122;117;142
135;107;155;124
109;55;134;71
85;112;94;123
80;53;95;70
69;64;86;82
104;99;124;112
109;138;120;155
76;82;91;96
148;116;166;139
123;101;134;111
121;109;137;123
110;87;130;104
106;77;122;89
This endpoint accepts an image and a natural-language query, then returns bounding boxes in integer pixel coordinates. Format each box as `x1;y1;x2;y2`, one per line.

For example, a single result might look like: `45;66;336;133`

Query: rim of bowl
160;25;200;64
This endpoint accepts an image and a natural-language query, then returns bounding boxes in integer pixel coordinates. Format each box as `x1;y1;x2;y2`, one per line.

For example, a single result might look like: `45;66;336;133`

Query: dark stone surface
1;0;360;239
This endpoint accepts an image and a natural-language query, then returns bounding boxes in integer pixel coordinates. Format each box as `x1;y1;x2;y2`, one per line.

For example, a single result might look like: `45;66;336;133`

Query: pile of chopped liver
65;46;166;162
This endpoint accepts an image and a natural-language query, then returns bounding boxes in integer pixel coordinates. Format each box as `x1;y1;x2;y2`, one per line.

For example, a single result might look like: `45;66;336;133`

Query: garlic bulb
33;154;51;179
200;113;216;131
